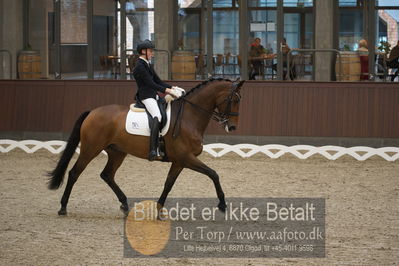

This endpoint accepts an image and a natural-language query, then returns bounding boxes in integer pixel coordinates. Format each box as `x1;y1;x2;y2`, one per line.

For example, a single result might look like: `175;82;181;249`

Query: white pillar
315;1;334;81
154;0;175;80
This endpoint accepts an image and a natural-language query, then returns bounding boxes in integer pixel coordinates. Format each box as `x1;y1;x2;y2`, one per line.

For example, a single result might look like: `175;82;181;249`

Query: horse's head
215;80;245;133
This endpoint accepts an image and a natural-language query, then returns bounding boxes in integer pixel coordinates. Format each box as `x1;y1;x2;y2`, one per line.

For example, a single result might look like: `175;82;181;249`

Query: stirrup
149;150;162;161
158;148;165;158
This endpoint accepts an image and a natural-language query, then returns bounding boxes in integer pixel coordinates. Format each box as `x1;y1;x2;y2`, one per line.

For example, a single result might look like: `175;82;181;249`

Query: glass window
376;1;399;81
248;0;314;80
175;0;203;80
284;12;313;80
213;0;234;8
179;0;201;9
249;0;277;7
248;2;278;80
126;0;154;9
339;9;363;51
124;0;154;50
249;9;277;53
285;13;300;48
339;0;363;7
212;9;239;79
119;1;154;79
284;0;313;8
176;0;202;80
177;8;201;54
125;12;154;48
177;1;201;53
93;0;117;79
249;0;315;7
60;0;88;78
304;13;314;49
377;0;399;7
213;10;239;55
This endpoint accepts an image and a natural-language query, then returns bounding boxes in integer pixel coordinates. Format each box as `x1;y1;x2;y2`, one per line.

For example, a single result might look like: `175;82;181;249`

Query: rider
133;39;176;161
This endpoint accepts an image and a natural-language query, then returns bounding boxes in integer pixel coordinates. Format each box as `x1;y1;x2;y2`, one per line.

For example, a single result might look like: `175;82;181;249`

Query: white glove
170;86;185;98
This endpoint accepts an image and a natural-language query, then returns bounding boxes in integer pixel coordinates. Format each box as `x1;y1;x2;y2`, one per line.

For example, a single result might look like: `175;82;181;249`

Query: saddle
128;98;168;161
131;97;168;130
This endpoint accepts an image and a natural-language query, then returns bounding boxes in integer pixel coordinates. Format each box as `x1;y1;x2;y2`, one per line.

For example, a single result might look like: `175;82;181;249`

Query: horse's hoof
218;202;227;213
58;208;67;216
120;203;129;215
157;211;168;221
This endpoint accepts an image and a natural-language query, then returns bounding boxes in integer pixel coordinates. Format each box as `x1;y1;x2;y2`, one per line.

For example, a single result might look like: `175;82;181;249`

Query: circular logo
125;200;171;255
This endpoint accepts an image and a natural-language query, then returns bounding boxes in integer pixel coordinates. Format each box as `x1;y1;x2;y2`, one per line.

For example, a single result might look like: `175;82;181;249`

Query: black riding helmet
137;39;155;55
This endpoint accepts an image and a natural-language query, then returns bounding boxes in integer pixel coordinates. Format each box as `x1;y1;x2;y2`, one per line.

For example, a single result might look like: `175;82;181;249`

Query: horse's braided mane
182;77;232;98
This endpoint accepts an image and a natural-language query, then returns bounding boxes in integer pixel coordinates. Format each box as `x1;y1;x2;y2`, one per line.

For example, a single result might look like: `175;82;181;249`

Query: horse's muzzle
228;125;236;131
225;124;236;133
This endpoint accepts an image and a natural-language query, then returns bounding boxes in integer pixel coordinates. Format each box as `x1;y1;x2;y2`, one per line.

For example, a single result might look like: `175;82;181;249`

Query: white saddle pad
125;102;172;136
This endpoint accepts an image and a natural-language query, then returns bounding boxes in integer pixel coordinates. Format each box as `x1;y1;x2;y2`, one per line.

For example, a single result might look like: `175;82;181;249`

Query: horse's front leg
183;155;227;212
157;163;183;208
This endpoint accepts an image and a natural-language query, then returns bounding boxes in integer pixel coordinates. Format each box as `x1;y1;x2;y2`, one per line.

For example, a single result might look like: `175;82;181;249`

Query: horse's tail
47;111;91;190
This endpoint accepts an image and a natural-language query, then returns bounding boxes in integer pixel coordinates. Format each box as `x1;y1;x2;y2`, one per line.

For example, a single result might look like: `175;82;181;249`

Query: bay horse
48;78;245;216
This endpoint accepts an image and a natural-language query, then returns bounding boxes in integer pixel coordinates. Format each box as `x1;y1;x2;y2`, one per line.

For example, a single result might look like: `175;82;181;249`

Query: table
249;54;277;80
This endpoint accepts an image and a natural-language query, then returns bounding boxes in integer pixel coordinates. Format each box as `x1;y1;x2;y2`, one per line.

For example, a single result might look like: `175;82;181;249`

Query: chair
375;53;388;81
375;53;398;82
263;56;276;80
236;55;242;77
386;59;399;82
290;54;312;81
195;53;206;79
249;57;264;80
106;56;120;79
224;53;237;79
99;55;111;78
214;54;224;76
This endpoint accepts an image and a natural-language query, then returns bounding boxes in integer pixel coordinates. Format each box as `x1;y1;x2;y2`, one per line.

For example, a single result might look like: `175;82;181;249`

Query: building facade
1;0;398;81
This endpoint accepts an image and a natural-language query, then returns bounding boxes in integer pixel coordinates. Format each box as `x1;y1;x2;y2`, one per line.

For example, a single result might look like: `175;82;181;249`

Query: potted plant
378;41;391;55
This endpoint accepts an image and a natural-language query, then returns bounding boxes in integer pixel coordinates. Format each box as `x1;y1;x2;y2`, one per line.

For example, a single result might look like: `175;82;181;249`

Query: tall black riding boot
149;117;161;161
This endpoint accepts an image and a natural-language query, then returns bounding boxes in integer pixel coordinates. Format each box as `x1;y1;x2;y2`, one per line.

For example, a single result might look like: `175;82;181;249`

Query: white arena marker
1;139;398;162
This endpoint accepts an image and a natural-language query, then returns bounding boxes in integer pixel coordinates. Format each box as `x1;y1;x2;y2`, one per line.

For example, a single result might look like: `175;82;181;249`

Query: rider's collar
139;56;150;66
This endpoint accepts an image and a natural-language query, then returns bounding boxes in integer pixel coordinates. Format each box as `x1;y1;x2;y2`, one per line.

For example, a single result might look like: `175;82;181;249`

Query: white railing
1;139;398;162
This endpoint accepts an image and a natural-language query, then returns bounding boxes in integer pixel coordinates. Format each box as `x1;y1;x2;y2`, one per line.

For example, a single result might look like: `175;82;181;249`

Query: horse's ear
236;80;245;90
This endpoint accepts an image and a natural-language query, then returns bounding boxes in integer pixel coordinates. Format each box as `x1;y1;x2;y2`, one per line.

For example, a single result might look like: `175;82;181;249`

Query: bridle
212;81;242;124
180;81;242;125
171;81;242;138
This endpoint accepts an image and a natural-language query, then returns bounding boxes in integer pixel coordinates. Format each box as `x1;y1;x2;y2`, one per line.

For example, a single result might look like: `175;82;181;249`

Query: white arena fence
1;139;399;162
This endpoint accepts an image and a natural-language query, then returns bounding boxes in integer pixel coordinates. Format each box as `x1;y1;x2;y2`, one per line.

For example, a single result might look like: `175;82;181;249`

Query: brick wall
379;10;399;48
59;0;115;44
61;0;87;43
94;0;115;17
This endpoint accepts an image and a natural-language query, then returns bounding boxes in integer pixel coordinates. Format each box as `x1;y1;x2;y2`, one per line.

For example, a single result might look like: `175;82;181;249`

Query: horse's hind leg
59;149;101;215
100;147;128;214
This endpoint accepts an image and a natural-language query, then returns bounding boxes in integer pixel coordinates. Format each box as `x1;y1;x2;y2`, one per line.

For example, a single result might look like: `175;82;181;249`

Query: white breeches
142;98;161;122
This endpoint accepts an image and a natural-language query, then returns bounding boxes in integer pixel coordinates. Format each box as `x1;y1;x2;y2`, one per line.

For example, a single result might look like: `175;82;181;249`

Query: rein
182;97;233;123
